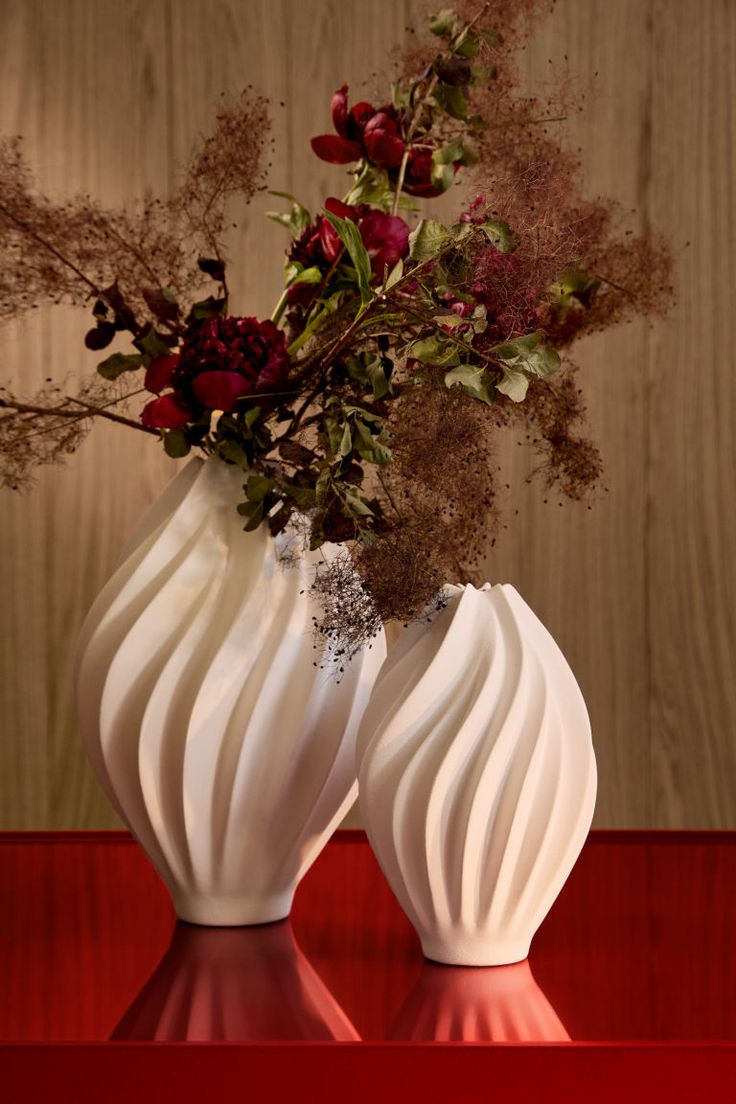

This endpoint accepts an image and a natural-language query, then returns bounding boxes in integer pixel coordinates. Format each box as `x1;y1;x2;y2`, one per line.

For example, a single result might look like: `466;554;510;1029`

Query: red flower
192;370;253;412
359;211;410;277
175;316;289;412
144;353;180;394
140;317;290;429
290;199;409;285
141;393;191;429
362;112;405;169
402;149;445;198
311;85;405;170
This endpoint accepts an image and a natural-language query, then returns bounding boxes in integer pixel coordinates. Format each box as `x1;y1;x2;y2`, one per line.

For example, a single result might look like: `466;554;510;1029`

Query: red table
1;830;735;1102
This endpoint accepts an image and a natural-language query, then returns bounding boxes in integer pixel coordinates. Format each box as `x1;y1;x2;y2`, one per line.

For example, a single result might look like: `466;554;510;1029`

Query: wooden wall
0;0;734;828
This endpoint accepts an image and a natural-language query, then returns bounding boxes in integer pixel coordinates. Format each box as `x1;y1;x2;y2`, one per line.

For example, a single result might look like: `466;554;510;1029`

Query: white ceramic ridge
75;456;386;925
356;582;596;966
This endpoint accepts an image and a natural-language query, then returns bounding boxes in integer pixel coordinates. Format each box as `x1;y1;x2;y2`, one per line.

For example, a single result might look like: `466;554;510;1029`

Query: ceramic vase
356;582;596;966
75;456;385;925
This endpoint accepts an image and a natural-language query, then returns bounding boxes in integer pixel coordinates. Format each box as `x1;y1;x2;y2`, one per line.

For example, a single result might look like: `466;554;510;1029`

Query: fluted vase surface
76;457;385;925
356;583;596;965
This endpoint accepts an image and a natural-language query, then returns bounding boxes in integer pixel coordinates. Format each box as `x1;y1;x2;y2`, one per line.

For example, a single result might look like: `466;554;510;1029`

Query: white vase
356;583;596;966
75;456;385;926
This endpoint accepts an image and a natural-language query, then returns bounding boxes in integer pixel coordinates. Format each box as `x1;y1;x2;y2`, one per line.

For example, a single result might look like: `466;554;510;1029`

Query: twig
0;397;158;436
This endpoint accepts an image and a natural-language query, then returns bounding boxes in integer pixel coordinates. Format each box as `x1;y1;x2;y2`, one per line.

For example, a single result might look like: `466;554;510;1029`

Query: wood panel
486;0;654;827
647;0;736;826
0;0;734;828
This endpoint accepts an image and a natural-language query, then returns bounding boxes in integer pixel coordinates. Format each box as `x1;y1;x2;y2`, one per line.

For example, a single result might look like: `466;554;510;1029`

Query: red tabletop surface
1;829;735;1101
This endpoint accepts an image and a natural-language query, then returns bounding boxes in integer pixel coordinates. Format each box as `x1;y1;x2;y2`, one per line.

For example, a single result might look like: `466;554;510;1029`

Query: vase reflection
389;958;570;1042
111;920;360;1041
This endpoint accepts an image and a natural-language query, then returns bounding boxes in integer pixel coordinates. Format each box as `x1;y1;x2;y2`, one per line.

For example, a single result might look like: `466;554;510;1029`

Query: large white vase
75;456;385;925
356;583;596;966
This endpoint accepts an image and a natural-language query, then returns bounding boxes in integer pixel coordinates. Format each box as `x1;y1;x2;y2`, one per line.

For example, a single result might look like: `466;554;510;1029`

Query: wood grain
646;0;736;826
0;0;734;828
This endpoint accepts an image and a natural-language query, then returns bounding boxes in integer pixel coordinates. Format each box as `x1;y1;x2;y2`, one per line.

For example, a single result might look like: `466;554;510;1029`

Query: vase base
172;889;295;927
420;935;531;968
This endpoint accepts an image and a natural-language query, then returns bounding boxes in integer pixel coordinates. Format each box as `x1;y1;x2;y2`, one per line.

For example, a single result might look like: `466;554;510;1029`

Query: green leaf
434;83;468;120
284;262;323;287
366;356;391;399
135;328;171;360
493;332;560;379
549;268;600;308
430;155;455;194
444;364;495;405
96;352;144;380
338;422;353;458
163;429;190;458
383;258;404;291
245;475;273;503
470;304;488;333
282;482;317;510
408;219;450;262
496;369;529;403
217;439;250;468
410;333;460;367
452;27;479;57
340;485;374;517
239;500;266;531
189;296;227;321
481;219;518;253
429;9;458;37
324;211;372;304
344;165;395;212
391;82;410;111
494;332;540;359
353;419;392;465
267;191;311;237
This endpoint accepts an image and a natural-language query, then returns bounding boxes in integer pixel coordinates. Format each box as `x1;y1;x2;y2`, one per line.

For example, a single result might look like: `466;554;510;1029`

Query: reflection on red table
1;829;735;1044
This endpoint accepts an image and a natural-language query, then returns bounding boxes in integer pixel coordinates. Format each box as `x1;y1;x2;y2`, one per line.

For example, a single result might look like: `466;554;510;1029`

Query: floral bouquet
0;0;672;655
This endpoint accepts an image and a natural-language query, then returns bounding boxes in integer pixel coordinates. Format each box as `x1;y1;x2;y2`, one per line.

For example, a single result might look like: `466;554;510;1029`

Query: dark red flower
174;316;290;411
331;85;376;141
290;198;359;272
310;134;363;164
359;211;410;277
290;199;409;285
192;370;253;412
144;353;180;394
362;112;405;169
402;149;445;198
312;85;405;171
141;393;191;429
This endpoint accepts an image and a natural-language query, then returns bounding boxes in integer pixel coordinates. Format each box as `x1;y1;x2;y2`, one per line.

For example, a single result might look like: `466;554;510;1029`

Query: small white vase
356;583;596;966
76;456;385;926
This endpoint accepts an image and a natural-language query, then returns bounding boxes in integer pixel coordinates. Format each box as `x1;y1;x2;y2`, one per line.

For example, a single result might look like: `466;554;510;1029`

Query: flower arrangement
0;1;673;653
